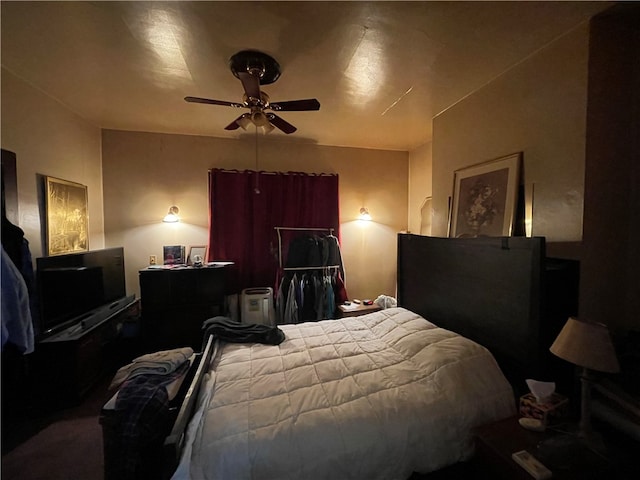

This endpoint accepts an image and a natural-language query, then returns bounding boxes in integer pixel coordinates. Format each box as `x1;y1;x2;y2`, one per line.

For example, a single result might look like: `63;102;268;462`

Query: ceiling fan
185;50;320;134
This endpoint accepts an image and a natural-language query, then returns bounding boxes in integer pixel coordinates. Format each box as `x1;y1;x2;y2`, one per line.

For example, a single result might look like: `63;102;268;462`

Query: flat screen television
36;247;127;337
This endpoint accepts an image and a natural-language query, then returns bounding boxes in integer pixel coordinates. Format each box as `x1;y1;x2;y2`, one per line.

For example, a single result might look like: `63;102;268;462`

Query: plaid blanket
112;360;191;480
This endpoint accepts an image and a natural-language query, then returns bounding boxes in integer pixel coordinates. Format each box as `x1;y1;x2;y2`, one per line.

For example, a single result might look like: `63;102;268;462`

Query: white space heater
241;287;275;326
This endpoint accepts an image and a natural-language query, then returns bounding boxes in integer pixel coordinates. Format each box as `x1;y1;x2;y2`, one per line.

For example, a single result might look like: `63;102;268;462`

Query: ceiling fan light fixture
237;114;252;130
261;123;275;134
251;110;270;127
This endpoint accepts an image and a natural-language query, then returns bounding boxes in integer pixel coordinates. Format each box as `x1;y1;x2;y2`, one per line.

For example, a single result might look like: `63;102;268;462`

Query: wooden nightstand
473;416;637;479
336;302;381;318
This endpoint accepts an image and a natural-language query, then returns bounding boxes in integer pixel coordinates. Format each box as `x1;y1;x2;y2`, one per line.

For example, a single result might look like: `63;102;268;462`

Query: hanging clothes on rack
284;273;298;325
276;269;342;324
325;234;346;285
273;227;348;324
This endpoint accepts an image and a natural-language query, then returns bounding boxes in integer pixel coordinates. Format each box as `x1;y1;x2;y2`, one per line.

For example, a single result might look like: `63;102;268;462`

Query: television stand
35;296;140;407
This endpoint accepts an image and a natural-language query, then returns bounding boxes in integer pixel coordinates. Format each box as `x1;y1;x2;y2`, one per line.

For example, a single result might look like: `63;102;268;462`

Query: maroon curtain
208;169;340;293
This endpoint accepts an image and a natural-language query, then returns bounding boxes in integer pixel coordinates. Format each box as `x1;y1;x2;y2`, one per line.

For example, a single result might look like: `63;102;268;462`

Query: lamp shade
550;317;620;373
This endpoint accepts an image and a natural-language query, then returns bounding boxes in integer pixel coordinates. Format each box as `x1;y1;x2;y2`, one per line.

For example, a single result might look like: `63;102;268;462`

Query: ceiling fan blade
185;96;244;108
269;99;320;111
267;114;297;134
224;118;242;131
236;72;261;102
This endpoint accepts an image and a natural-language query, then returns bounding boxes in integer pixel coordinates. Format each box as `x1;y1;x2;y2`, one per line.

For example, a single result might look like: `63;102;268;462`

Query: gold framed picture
450;152;521;238
44;176;89;255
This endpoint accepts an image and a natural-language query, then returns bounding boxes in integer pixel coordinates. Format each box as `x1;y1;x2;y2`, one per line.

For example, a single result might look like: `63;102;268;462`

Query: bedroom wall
1;64;409;310
408;142;432;235
431;22;590;241
581;8;639;334
428;8;639;336
101;130;408;301
0;67;105;260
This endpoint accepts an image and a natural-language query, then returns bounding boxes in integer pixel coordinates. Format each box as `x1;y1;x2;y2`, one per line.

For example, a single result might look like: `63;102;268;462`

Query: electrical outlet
149;255;157;265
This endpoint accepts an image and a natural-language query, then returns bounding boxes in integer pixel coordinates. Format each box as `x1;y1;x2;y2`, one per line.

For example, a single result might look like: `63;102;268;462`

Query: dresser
139;264;231;351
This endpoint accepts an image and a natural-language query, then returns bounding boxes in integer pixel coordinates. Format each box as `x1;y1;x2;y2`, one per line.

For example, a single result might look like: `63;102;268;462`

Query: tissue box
519;393;568;424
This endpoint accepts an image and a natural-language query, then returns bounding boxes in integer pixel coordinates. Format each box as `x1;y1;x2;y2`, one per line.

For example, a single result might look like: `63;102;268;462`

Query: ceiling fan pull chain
254;126;261;194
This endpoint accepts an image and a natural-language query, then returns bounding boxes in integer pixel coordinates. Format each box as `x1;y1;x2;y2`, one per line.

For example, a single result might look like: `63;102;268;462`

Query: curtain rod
274;227;335;269
274;227;334;232
283;265;340;272
209;168;337;177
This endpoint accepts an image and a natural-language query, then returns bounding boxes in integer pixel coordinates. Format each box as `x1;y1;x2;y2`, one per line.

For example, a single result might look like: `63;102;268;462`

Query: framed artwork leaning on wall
449;152;521;238
44;176;89;255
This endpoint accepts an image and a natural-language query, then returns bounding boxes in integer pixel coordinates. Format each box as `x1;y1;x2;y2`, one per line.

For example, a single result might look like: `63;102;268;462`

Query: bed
124;234;578;479
167;307;515;479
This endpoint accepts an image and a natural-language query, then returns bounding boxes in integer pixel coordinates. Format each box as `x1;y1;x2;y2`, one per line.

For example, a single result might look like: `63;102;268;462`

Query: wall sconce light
359;207;372;221
163;205;180;223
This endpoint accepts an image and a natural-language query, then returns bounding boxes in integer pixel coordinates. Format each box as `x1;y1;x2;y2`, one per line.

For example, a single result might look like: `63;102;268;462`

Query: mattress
172;307;516;479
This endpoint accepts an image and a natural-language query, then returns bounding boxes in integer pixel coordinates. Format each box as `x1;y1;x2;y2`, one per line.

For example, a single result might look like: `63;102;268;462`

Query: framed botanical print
44;176;89;255
450;152;521;238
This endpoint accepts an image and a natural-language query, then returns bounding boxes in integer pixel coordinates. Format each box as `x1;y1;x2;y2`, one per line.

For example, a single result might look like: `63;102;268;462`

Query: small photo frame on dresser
163;245;185;265
188;245;207;266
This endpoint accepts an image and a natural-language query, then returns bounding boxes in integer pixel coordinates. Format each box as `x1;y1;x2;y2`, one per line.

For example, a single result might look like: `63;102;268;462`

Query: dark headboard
397;234;577;389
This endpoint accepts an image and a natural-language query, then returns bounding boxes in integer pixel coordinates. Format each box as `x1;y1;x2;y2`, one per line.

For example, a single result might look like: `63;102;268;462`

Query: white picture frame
188;245;207;265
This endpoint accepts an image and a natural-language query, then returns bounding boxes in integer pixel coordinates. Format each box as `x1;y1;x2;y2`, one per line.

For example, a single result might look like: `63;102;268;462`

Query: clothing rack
274;226;335;270
274;227;347;324
282;265;340;272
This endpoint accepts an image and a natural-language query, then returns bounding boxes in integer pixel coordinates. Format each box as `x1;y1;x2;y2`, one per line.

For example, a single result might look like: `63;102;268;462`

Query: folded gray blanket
109;346;193;390
202;316;285;351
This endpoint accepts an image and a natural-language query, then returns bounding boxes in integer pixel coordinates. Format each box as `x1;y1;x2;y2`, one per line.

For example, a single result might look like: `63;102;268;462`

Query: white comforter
172;307;515;480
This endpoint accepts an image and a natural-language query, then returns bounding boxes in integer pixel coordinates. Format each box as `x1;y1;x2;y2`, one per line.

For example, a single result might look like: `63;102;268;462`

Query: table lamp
549;317;620;442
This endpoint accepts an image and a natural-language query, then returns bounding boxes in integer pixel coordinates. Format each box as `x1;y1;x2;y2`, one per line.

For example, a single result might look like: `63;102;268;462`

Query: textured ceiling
1;1;611;151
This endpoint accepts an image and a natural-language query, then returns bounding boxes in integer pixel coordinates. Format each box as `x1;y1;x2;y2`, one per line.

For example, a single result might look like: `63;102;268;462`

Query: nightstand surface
336;303;381;318
473;416;638;480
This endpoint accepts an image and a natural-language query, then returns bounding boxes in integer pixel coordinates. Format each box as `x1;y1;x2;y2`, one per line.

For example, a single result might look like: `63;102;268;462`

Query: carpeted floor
1;371;478;480
1;376;112;480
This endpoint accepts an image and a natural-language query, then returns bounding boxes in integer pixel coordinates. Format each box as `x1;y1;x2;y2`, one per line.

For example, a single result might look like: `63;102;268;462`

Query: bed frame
397;234;578;390
155;234;578;478
162;335;218;478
